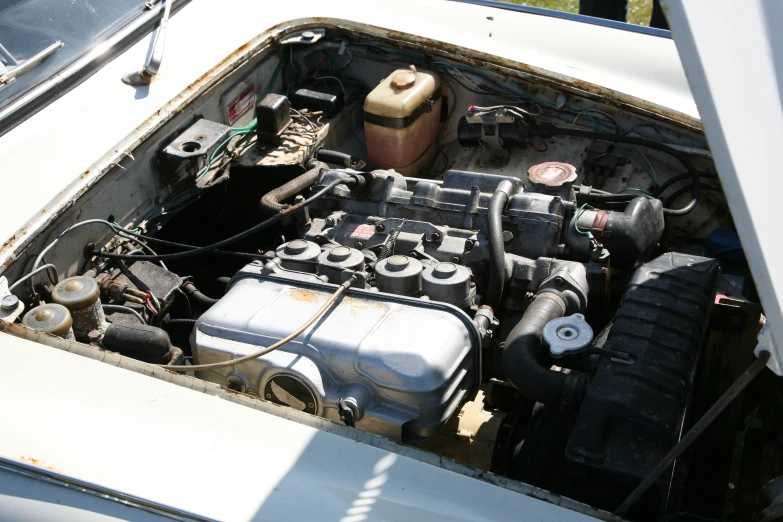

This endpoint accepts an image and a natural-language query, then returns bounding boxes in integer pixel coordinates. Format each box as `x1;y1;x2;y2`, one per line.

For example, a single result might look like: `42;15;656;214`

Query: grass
504;0;653;26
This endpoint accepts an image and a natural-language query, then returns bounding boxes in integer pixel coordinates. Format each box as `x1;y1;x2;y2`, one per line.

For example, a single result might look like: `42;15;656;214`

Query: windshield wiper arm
122;0;172;86
0;41;63;85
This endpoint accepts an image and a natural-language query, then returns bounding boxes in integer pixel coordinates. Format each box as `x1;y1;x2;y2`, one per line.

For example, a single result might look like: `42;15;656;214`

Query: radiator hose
260;160;328;216
502;289;588;412
486;180;514;311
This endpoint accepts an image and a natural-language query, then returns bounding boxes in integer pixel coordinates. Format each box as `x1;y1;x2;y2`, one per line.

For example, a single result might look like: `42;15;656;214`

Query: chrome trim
0;41;63;84
447;0;672;38
0;0;190;137
0;455;211;521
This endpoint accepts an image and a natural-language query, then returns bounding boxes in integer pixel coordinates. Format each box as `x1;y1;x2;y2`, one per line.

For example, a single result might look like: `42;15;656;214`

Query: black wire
93;178;348;263
662;184;722;207
654;171;719;198
538;123;701;216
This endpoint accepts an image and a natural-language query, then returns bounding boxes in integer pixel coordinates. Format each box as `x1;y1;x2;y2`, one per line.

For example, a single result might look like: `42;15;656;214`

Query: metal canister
51;276;105;341
22;303;75;339
375;255;422;297
422;262;472;308
275;239;321;273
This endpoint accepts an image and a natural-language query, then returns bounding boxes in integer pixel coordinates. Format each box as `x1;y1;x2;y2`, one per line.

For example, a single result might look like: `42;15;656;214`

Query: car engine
3;34;771;521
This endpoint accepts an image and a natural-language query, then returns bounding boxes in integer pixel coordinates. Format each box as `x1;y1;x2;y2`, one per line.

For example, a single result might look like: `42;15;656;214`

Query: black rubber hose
260;161;328;216
316;149;353;167
537;123;701;216
486;181;512;311
188;288;218;307
93;177;349;263
502;293;585;406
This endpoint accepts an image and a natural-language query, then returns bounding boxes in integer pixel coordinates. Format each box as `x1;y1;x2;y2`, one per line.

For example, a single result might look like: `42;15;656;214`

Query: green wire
574;203;596;236
618;187;653;196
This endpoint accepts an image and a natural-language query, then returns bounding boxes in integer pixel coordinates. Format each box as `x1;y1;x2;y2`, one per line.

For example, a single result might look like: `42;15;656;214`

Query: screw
409;251;418;258
431;232;442;242
464;239;474;252
375;223;385;232
325;217;335;226
87;330;102;343
301;30;315;41
355;241;364;249
452;256;461;263
1;295;18;312
555;276;565;286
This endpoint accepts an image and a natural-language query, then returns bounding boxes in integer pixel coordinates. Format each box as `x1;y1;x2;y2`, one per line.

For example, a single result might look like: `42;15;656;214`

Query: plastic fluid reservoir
375;255;423;296
22;303;75;339
364;65;441;176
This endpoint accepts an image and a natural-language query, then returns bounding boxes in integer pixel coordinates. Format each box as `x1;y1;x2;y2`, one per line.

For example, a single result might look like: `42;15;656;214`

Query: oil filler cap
543;313;593;358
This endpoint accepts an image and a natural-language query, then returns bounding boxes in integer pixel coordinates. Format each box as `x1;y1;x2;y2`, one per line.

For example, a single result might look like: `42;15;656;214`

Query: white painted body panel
0;332;597;521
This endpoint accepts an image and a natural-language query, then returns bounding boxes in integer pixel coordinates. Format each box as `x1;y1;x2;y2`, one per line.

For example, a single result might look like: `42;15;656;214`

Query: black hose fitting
502;264;589;412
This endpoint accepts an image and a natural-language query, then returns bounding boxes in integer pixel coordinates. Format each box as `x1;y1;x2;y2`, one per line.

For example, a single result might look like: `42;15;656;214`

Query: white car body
0;0;778;520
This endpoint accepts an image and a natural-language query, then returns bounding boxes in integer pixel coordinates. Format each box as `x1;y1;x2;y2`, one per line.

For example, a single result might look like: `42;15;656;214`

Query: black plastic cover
565;252;720;514
102;322;173;364
255;93;291;140
290;87;344;117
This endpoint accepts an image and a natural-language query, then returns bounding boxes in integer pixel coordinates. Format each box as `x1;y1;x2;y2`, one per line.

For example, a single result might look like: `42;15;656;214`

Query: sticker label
227;85;256;124
344;223;376;240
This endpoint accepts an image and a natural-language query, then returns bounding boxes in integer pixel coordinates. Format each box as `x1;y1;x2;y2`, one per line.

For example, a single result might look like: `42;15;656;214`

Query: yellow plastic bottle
364;65;442;175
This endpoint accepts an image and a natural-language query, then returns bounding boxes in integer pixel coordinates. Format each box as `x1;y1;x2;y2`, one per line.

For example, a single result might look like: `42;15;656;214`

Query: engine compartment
0;25;777;521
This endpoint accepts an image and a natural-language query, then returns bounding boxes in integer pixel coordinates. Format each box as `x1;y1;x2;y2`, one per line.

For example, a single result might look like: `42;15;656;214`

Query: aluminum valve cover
191;263;481;442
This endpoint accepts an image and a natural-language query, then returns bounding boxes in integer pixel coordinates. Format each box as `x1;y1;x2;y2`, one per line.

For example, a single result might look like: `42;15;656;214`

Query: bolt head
451;256;461;263
325;217;335;226
87;330;102;343
555;276;565;286
375;224;385;232
354;241;364;249
301;30;315;40
430;232;442;242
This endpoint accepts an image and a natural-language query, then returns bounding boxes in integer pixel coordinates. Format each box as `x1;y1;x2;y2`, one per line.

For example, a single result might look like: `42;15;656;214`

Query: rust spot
20;455;55;471
75;208;83;220
289;288;318;302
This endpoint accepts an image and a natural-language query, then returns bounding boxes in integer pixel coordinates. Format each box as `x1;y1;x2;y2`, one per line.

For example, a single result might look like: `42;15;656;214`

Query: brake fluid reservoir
364;65;441;176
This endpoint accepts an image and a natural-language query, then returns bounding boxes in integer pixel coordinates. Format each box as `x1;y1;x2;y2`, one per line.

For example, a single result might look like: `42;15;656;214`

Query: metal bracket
280;29;326;46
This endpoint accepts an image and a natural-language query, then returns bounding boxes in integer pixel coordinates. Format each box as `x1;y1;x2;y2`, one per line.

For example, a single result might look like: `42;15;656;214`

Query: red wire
145;295;158;315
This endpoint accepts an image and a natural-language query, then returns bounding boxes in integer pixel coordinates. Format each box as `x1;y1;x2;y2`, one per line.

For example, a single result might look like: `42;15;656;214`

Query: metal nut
325;217;336;226
451;256;461;263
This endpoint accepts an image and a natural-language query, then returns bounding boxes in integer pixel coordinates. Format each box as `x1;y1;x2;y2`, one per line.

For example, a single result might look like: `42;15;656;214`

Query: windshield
0;0;145;109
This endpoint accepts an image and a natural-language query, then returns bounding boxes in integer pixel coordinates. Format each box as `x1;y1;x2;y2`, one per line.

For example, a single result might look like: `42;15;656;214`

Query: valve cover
190;263;481;442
